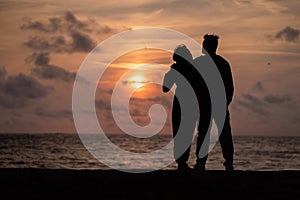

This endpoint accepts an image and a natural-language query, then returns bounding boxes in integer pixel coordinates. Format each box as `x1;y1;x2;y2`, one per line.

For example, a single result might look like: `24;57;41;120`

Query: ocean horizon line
0;132;299;137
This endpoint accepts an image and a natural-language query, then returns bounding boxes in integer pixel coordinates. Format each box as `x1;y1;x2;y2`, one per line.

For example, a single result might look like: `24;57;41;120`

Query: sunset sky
0;0;300;136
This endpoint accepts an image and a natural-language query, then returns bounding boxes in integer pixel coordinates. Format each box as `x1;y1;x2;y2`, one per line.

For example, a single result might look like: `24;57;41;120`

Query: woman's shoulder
170;63;177;69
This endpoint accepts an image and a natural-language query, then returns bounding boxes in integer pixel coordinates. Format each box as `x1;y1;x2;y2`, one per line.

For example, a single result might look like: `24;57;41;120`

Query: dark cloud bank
1;12;106;109
21;11;114;53
26;52;76;82
268;26;300;42
235;82;292;115
0;66;50;109
20;11;129;83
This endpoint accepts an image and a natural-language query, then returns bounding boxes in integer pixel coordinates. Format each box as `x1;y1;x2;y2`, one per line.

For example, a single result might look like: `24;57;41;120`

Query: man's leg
195;130;209;165
195;115;211;170
219;110;234;168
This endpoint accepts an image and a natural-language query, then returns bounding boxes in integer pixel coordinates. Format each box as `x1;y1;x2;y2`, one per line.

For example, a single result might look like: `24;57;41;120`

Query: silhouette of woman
162;44;201;171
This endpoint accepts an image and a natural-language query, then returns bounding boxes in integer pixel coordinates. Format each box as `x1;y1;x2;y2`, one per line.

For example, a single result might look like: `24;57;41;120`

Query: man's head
202;34;219;55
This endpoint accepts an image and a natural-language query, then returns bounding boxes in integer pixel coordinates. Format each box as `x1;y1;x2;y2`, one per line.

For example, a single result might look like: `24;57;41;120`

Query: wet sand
0;169;299;199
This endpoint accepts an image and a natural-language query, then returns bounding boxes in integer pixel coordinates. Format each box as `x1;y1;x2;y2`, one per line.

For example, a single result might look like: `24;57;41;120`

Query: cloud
23;30;96;53
235;93;267;115
21;18;58;33
0;66;6;81
28;52;50;66
235;99;267;115
263;94;291;104
131;95;172;109
275;26;300;42
19;11;135;88
122;80;149;85
24;35;69;53
31;65;75;82
21;11;106;34
65;11;84;28
35;108;73;120
0;66;50;109
252;81;264;92
130;108;148;117
27;52;76;82
234;0;251;6
268;26;300;42
242;93;263;106
251;82;291;104
235;91;293;115
20;11;111;53
3;73;49;98
95;93;172;115
95;99;111;111
69;29;96;52
0;94;27;109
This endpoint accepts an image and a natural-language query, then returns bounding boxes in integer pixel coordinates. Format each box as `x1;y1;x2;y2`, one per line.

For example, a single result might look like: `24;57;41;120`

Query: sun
130;75;146;89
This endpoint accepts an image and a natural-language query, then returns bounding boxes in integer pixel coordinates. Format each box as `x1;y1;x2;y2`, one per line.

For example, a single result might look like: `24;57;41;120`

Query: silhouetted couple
163;34;234;172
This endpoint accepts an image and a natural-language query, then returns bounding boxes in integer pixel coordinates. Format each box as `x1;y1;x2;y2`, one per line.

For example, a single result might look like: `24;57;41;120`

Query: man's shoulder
215;55;230;65
194;54;230;67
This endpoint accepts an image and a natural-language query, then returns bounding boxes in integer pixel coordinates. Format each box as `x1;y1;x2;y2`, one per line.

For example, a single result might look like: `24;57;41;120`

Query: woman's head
173;44;193;63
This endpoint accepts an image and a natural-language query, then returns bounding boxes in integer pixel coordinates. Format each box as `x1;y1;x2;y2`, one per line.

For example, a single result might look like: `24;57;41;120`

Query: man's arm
225;61;234;105
217;56;234;105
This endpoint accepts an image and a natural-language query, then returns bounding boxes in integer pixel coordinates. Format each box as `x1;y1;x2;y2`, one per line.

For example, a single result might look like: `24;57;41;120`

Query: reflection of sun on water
130;75;147;89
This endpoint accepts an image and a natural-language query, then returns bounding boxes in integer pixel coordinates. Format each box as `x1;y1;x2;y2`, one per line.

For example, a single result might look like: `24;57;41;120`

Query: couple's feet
225;165;234;171
177;163;192;172
177;163;234;172
193;162;206;172
177;163;203;173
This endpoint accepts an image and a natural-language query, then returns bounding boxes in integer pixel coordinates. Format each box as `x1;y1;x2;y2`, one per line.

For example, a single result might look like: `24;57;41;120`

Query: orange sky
0;0;300;136
95;49;173;134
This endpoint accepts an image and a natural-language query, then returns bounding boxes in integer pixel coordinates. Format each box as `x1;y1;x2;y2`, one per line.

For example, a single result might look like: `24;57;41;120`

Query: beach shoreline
0;168;299;199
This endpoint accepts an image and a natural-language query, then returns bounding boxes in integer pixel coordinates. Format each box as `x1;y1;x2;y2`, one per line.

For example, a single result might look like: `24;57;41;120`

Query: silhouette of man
163;44;211;171
193;34;235;171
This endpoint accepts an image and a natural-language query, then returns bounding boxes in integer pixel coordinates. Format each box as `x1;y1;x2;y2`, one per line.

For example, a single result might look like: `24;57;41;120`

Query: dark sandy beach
0;169;299;199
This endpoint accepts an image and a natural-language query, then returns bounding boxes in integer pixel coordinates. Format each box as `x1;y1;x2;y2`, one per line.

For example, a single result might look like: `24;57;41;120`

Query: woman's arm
162;64;176;93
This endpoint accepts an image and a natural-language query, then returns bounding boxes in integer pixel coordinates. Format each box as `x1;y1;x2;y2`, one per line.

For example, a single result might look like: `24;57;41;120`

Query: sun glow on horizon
130;75;147;89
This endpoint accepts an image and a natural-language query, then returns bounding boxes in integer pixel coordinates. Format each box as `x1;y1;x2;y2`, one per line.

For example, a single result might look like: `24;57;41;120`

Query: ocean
0;133;299;171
